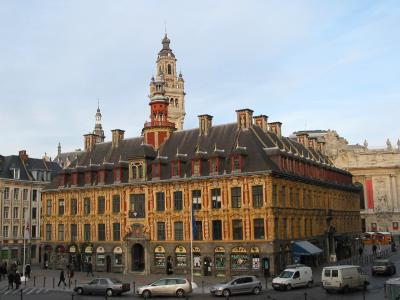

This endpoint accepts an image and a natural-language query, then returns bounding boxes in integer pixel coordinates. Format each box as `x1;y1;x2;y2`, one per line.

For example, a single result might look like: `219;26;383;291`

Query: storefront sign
85;246;93;254
69;245;77;253
154;246;165;253
96;246;105;253
231;246;247;253
175;245;186;253
250;247;259;253
114;247;123;254
192;246;201;253
214;247;225;253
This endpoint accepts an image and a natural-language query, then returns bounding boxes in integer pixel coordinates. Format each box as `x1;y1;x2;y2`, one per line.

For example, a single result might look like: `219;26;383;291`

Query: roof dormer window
131;161;144;181
10;168;20;180
209;158;219;175
171;160;180;177
231;155;242;173
192;160;200;177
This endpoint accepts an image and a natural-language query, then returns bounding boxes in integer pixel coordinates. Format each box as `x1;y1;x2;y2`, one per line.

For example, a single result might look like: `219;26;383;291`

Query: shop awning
293;241;323;256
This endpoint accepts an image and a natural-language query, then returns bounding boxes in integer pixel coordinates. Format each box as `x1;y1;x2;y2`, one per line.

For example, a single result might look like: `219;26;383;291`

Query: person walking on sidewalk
58;269;67;288
25;264;31;279
358;246;363;257
372;244;377;256
7;272;14;290
14;272;21;290
87;262;94;277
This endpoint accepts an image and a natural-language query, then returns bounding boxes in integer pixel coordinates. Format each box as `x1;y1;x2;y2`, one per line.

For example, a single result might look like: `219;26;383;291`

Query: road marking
25;288;35;295
36;288;43;294
0;287;8;293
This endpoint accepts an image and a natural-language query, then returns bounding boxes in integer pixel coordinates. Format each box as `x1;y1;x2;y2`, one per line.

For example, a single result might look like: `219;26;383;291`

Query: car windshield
279;271;294;278
374;261;388;266
110;279;122;284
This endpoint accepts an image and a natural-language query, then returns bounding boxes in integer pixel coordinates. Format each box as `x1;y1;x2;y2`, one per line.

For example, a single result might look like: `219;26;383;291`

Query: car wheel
176;289;185;298
142;290;151;298
222;289;231;297
106;289;113;297
253;287;261;295
76;288;83;295
307;281;313;288
286;284;292;291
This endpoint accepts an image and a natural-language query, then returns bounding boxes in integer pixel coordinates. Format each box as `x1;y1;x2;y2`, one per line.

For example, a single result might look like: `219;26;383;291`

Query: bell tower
144;74;176;149
93;102;105;143
150;34;186;130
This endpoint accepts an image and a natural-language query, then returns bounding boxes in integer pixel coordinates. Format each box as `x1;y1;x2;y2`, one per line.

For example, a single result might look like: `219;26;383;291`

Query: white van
272;265;313;291
322;265;369;293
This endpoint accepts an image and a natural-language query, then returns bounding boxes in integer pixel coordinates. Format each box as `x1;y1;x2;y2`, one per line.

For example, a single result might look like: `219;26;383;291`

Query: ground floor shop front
0;241;41;265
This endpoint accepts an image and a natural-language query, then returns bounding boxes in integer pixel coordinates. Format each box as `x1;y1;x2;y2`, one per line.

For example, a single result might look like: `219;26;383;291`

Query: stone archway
131;243;145;271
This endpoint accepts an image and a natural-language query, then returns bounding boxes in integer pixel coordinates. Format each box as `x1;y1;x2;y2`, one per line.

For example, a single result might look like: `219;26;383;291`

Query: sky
0;1;399;158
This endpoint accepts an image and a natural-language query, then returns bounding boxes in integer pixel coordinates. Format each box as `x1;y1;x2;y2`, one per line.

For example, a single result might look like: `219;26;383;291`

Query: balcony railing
129;210;145;218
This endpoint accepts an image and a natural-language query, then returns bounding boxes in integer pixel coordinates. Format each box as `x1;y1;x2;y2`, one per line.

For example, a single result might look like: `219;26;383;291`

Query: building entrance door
106;255;112;272
131;244;145;271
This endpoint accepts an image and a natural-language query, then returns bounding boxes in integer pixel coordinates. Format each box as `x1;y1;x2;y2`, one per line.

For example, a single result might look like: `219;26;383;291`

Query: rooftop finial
164;21;167;35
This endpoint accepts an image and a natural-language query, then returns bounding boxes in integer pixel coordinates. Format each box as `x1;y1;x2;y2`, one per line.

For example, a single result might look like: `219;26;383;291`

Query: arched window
175;99;178;107
167;64;172;75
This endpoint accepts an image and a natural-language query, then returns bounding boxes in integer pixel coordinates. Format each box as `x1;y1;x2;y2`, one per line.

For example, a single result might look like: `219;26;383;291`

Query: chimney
19;150;29;163
268;122;282;137
253;115;268;132
84;133;97;152
111;129;125;148
236;108;254;130
198;114;213;136
317;140;325;153
308;138;317;150
296;132;309;147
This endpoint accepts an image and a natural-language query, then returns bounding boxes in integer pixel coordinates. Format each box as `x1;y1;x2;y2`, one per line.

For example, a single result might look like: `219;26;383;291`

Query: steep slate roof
0;154;61;181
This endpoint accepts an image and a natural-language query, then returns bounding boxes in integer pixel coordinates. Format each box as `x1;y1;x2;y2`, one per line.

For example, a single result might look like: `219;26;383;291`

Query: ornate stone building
292;130;400;234
41;36;360;276
0;151;60;264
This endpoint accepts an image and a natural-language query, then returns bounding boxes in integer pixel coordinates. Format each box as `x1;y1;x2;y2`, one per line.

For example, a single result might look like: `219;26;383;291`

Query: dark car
371;259;396;276
74;278;130;296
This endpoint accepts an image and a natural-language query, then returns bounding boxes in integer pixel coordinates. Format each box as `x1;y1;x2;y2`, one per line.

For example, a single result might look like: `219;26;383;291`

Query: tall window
174;221;183;241
32;207;37;219
113;223;120;241
31;225;37;238
254;218;265;239
4;187;9;200
231;187;241;208
281;186;286;207
70;198;77;215
129;194;145;218
131;162;144;180
157;222;166;241
194;221;202;240
46;200;52;216
32;190;37;202
45;224;52;241
167;64;172;74
23;189;28;201
274;218;279;239
210;158;218;173
71;224;77;241
13;226;18;238
272;185;277;206
3;207;9;219
84;198;91;215
172;161;179;177
193;160;200;176
3;226;9;238
84;224;91;241
252;185;263;208
282;218;287;239
98;224;105;241
211;188;221;209
97;196;105;214
13;188;19;201
232;156;240;171
58;224;64;241
212;220;222;240
192;190;202;210
112;195;120;213
58;199;65;216
156;192;165;211
232;219;243;240
13;207;18;219
173;191;183;211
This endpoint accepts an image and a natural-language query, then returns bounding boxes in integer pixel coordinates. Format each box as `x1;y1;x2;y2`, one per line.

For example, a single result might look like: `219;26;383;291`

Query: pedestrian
358;246;363;257
14;272;21;289
2;262;7;280
87;262;94;277
58;270;67;288
372;244;377;256
25;264;31;279
0;264;3;282
7;272;14;290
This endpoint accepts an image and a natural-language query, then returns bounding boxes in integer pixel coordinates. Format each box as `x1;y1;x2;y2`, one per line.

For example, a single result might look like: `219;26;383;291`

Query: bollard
185;295;189;300
33;276;36;286
44;277;46;288
265;277;268;290
304;292;307;300
53;277;55;288
384;283;387;299
363;288;366;300
105;293;108;300
74;279;77;288
71;292;75;300
225;294;229;300
69;278;71;288
202;280;204;294
133;281;136;294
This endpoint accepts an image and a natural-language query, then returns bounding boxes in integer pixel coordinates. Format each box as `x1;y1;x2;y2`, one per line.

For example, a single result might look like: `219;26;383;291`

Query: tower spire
93;101;105;143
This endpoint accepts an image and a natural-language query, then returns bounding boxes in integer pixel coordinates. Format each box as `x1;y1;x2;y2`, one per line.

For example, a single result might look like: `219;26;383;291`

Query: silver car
210;275;262;297
136;278;192;298
74;278;130;297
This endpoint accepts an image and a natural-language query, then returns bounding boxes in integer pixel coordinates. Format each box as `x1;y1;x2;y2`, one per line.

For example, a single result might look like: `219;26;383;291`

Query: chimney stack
84;133;98;152
317;140;325;153
308;138;317;150
296;132;309;147
19;150;29;162
236;108;254;130
198;114;213;136
253;115;268;132
111;129;125;148
268;122;282;137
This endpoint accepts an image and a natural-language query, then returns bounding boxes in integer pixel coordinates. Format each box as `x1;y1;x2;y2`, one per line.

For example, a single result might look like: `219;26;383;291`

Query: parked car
136;278;192;298
322;265;369;293
372;259;396;276
74;278;130;296
210;275;262;297
272;265;313;291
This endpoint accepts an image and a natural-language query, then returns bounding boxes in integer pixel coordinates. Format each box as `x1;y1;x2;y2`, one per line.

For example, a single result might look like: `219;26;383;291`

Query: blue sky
0;1;399;158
